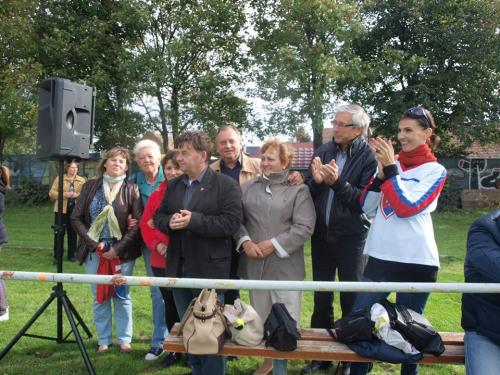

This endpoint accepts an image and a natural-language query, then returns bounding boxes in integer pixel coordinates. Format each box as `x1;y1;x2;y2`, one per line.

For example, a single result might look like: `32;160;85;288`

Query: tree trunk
170;87;180;145
156;87;169;152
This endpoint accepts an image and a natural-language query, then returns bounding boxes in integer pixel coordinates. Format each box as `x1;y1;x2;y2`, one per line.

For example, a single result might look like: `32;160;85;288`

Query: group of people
42;102;498;375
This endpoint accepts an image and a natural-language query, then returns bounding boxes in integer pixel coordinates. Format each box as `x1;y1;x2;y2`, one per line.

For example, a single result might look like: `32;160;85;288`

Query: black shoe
161;352;180;368
301;360;332;374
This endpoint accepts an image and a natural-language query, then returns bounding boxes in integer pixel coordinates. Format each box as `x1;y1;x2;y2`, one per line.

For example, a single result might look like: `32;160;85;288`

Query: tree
293;126;312;142
0;0;41;159
344;0;500;156
132;0;251;150
249;0;364;149
33;0;146;151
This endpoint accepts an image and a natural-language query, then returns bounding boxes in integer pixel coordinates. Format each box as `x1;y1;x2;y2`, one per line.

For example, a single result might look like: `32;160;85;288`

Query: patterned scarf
87;174;126;241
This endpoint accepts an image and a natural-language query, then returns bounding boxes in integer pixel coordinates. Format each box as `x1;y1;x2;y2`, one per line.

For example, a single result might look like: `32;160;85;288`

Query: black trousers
224;241;240;305
152;266;180;332
53;210;77;260
310;229;365;329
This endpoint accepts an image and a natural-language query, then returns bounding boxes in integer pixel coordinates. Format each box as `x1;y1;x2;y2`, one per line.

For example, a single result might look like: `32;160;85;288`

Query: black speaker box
36;77;96;159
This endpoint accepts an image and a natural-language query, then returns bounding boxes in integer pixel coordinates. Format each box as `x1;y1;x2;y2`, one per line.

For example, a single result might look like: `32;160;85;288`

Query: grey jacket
236;171;316;281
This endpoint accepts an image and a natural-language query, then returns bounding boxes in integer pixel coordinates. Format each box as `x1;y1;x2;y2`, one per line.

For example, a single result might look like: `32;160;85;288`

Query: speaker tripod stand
0;159;95;374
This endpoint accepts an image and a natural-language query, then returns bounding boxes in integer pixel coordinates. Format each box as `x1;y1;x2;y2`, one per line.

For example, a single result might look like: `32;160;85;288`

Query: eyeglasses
332;120;354;129
405;106;432;128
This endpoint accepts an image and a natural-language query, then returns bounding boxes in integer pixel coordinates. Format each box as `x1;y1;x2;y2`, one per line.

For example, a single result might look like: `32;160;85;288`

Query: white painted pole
2;270;500;293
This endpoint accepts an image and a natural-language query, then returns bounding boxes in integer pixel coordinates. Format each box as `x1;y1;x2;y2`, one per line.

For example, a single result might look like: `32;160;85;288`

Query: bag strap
178;297;197;335
326;328;337;340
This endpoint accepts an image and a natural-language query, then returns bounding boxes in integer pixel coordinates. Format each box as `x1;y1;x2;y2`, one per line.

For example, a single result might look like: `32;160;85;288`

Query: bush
8;177;50;205
437;175;462;211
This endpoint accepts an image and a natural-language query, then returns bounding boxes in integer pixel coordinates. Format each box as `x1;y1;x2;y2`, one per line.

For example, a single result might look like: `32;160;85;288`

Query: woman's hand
156;243;167;257
127;214;138;229
256;240;275;258
370;137;396;178
242;240;262;258
102;247;118;260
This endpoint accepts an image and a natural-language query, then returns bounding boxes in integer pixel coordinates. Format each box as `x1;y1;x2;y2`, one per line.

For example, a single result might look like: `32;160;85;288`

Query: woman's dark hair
401;106;440;150
161;150;180;169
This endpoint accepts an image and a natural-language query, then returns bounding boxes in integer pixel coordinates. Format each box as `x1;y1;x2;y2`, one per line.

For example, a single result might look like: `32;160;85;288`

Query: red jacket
140;181;169;268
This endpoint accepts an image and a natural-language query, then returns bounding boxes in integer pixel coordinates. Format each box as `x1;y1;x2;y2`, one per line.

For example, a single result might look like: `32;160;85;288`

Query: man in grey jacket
302;103;377;374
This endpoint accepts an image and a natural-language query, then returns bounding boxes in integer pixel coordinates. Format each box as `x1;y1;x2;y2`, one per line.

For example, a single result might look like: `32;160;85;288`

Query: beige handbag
178;289;228;354
223;298;264;346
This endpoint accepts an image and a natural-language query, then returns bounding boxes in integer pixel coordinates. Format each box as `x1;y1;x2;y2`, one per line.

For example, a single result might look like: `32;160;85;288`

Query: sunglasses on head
405;106;432;128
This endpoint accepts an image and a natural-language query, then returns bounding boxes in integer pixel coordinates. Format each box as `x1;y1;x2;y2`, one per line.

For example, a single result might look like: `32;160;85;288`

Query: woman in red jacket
140;150;182;367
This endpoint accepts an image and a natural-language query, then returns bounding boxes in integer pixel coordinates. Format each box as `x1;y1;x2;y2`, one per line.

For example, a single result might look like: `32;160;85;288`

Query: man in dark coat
462;209;500;374
302;103;377;374
154;131;242;375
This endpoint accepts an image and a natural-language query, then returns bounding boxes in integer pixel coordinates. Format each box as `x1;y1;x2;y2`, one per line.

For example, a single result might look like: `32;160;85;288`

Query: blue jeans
143;246;167;348
272;359;288;375
465;331;500;375
85;252;135;345
349;257;438;375
173;288;226;375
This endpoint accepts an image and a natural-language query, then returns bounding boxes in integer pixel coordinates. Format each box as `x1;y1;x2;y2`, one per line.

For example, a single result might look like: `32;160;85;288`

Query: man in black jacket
302;103;377;374
154;131;242;375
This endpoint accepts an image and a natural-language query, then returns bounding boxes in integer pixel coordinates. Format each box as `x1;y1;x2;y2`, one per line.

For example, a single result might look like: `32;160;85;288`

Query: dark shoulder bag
264;303;300;351
378;299;445;356
330;308;374;343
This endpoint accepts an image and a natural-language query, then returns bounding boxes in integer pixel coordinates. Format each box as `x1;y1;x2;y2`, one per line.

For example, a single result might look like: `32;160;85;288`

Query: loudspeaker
36;77;96;159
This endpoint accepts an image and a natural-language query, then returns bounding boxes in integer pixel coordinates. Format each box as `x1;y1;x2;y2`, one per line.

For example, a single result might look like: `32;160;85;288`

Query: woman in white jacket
350;106;447;375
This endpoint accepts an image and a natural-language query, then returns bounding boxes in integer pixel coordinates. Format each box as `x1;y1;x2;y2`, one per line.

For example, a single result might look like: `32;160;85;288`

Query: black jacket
461;209;500;346
305;136;377;242
154;167;243;279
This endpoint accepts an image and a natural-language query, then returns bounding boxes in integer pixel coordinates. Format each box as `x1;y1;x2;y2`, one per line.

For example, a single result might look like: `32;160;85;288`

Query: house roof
465;141;500;159
245;142;314;170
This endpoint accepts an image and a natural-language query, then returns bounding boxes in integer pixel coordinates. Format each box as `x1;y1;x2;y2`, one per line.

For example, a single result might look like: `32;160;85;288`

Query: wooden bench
164;323;464;364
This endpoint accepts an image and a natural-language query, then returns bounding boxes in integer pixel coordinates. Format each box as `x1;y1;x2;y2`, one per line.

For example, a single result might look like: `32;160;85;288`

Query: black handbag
378;299;445;356
264;303;300;351
330;309;374;343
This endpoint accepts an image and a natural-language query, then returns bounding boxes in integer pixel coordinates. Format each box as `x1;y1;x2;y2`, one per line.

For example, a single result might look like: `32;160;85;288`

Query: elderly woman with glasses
71;147;142;354
350;107;447;375
130;139;168;361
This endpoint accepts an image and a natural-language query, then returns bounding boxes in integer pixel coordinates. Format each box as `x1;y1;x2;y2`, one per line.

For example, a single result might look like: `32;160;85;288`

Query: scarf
87;174;126;242
397;144;436;171
95;241;126;304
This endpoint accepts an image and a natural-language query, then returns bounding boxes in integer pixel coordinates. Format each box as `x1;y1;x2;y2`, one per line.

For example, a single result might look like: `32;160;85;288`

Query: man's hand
242;240;262;258
321;160;339;185
288;171;304;186
256;240;275;258
311;157;324;184
169;210;192;230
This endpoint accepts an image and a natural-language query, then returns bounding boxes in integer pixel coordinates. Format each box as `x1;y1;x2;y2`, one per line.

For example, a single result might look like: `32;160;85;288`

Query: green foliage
9;177;50;205
0;0;42;158
132;0;250;149
249;0;364;148
437;176;462;211
33;0;146;151
344;0;500;155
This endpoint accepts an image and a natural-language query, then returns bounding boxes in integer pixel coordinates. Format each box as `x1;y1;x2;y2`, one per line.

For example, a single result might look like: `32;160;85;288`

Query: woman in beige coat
49;160;86;261
235;139;316;375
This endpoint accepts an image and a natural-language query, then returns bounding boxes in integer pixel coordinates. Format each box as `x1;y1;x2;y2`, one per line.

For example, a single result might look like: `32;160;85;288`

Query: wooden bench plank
165;324;464;364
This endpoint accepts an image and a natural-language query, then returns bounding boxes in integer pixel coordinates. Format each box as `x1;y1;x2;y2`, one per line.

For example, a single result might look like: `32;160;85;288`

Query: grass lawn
0;204;488;374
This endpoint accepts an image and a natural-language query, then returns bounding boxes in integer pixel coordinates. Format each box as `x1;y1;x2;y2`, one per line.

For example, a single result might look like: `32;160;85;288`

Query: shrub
9;177;50;205
437;175;462;211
